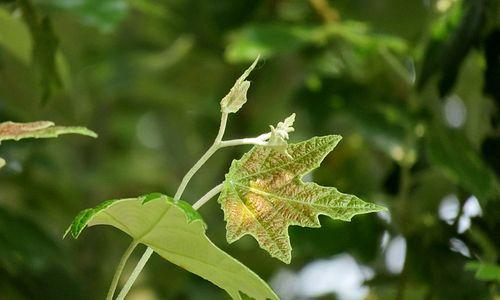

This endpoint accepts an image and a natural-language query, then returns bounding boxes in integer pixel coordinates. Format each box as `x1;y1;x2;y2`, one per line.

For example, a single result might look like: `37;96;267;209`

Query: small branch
220;137;267;148
106;241;138;300
115;112;278;299
116;113;230;300
114;184;222;300
115;247;153;300
193;183;223;210
378;47;414;89
309;0;340;23
174;113;228;200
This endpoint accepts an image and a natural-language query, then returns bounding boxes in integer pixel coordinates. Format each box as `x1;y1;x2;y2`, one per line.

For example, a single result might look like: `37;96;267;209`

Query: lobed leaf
66;193;278;300
218;135;386;263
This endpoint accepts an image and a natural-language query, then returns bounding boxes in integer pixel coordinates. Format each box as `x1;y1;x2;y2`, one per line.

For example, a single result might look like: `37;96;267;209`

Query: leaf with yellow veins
218;135;386;263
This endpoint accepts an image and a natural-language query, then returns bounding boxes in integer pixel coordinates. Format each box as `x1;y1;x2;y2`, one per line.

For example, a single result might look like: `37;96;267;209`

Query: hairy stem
106;241;138;300
193;183;223;210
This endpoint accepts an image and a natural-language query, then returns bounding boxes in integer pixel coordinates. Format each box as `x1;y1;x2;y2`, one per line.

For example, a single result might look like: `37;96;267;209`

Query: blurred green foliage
0;0;499;299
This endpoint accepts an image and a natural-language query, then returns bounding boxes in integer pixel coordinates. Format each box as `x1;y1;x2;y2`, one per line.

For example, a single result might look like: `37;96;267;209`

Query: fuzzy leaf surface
218;135;385;263
66;193;278;300
220;56;259;113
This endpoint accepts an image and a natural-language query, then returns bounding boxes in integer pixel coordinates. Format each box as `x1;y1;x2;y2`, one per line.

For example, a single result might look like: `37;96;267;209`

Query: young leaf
0;121;96;168
218;135;385;263
66;193;278;300
0;121;97;142
220;56;259;114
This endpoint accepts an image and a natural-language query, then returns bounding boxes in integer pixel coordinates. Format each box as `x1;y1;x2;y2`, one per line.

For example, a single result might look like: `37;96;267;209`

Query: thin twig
174;113;228;200
309;0;340;23
193;183;223;210
106;241;138;300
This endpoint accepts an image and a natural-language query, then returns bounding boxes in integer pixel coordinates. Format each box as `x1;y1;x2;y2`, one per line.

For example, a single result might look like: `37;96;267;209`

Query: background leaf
0;121;96;142
466;262;500;281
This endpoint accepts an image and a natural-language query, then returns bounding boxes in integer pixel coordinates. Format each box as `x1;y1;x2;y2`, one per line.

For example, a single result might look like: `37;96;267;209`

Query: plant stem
174;113;228;200
115;113;229;300
219;133;269;148
115;183;223;300
113;111;271;299
115;246;153;300
193;183;223;210
106;241;138;300
309;0;340;23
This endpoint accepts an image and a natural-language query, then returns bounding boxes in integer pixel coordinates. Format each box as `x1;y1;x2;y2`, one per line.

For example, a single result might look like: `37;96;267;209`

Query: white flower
266;113;296;157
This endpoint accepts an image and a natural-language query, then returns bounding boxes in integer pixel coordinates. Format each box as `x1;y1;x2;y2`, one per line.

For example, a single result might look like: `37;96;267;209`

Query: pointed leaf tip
220;56;260;114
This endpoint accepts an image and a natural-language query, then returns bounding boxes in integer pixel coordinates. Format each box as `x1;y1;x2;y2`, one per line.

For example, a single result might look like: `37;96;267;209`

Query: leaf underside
0;121;97;142
0;121;97;168
66;194;278;300
218;135;386;263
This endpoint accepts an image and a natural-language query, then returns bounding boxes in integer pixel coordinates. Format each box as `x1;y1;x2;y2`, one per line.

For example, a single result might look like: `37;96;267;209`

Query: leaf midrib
234;181;352;210
233;136;335;181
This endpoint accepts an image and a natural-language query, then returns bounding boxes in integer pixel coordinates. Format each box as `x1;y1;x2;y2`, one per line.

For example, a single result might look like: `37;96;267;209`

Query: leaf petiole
106;241;138;300
173;112;228;200
113;110;284;299
192;183;223;210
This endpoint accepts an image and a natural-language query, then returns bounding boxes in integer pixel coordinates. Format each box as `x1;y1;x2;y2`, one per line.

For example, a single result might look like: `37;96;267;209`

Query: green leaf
0;121;97;142
0;205;61;274
0;6;70;102
0;121;96;168
220;56;259;114
426;124;497;202
66;194;278;300
218;135;385;263
466;262;500;281
0;7;31;63
17;0;62;103
42;0;129;32
225;22;406;63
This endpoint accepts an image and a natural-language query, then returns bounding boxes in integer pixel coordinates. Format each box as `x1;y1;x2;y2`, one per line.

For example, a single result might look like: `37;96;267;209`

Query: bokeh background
0;0;499;299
